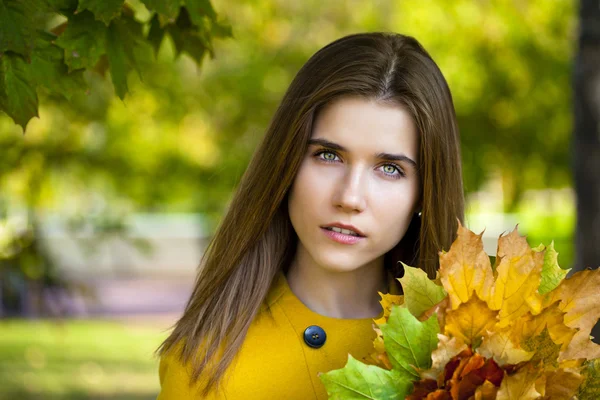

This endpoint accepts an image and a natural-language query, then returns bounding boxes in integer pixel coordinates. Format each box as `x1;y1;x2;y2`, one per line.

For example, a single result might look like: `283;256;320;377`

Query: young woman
156;32;464;399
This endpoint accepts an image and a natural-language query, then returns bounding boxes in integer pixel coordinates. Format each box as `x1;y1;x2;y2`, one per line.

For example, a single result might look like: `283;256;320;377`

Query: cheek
371;181;419;237
288;162;326;218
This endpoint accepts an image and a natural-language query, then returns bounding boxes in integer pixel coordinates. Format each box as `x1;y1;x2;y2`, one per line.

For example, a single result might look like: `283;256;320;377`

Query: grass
0;319;171;400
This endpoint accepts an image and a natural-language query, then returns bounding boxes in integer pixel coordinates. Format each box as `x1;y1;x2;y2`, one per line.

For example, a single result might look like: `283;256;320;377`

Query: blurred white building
12;210;538;318
40;213;208;279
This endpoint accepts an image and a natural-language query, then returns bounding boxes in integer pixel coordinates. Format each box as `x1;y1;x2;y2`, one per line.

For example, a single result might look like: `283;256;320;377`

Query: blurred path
61;276;195;329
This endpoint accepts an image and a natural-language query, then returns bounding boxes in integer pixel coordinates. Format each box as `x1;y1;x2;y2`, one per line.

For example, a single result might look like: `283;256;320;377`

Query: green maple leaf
28;32;86;100
319;355;413;400
168;7;211;64
399;264;446;318
48;0;79;12
76;0;125;25
106;16;153;98
577;359;600;400
185;0;217;24
152;1;231;65
185;0;232;40
0;52;38;129
0;0;38;57
380;306;439;379
106;23;129;99
55;10;108;72
147;14;166;56
536;242;570;295
142;0;181;21
211;19;233;39
0;31;85;129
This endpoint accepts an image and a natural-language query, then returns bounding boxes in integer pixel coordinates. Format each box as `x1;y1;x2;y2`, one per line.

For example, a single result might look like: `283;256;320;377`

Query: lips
321;227;365;245
321;223;366;237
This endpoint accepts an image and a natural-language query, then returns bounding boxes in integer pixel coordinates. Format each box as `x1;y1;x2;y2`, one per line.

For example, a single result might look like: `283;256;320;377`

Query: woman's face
288;96;420;274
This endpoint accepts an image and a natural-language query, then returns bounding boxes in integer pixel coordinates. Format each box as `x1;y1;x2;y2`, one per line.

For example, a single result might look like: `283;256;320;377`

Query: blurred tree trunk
573;0;600;342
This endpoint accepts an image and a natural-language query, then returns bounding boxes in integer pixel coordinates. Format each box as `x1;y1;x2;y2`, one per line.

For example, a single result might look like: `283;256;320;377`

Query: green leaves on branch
0;0;232;130
56;11;108;71
106;16;153;99
0;31;85;127
0;52;39;128
0;0;37;57
28;32;86;101
143;0;180;21
146;0;232;66
55;9;152;98
76;0;124;25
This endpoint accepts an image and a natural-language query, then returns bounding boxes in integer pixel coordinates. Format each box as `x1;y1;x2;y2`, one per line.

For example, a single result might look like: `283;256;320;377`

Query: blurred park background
1;0;598;398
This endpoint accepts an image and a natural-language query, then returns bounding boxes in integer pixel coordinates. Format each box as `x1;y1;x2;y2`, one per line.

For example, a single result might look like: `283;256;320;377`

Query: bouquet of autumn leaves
320;224;600;399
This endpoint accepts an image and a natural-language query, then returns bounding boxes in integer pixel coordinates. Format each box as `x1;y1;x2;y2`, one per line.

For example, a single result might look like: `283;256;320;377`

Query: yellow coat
157;272;391;399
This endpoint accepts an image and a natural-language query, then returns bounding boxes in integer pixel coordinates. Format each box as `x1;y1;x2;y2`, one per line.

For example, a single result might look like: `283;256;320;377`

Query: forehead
311;96;418;158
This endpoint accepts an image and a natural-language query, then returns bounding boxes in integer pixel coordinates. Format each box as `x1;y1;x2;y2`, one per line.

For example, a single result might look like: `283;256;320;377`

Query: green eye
383;165;397;174
322;152;336;160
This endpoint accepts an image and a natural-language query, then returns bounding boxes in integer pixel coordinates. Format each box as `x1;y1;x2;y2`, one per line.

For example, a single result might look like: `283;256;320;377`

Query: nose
332;166;367;213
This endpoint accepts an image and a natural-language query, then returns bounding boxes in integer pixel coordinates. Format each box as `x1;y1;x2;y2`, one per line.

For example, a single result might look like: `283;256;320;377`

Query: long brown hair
156;32;464;395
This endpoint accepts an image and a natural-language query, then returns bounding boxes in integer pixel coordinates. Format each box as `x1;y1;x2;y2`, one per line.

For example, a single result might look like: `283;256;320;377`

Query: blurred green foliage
0;0;576;257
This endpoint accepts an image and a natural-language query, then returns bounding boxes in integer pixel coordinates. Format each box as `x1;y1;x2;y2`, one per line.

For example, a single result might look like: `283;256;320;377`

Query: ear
413;198;423;215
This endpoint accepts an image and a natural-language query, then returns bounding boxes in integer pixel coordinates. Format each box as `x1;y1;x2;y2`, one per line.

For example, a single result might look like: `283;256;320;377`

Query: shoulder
157;274;310;399
157;341;225;400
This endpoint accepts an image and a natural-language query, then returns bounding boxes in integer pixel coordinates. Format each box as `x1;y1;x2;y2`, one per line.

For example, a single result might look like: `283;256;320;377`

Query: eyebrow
307;138;417;168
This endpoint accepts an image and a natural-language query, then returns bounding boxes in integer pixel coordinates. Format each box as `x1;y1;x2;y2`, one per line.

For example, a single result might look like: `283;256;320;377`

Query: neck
286;247;387;319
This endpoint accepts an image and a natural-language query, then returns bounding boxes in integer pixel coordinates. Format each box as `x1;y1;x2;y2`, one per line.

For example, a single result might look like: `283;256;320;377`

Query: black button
303;325;326;348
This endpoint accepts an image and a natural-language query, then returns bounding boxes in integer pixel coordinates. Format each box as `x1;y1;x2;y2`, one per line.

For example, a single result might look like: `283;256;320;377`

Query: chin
313;253;375;273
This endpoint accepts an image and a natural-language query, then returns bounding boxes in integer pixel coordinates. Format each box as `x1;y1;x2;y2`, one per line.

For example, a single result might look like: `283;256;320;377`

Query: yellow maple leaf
367;332;394;370
374;292;404;326
477;329;533;366
488;229;545;327
373;327;385;352
541;368;585;400
444;296;498;346
560;359;585;370
369;293;404;369
511;303;576;353
439;222;494;309
544;269;600;361
496;365;542;400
